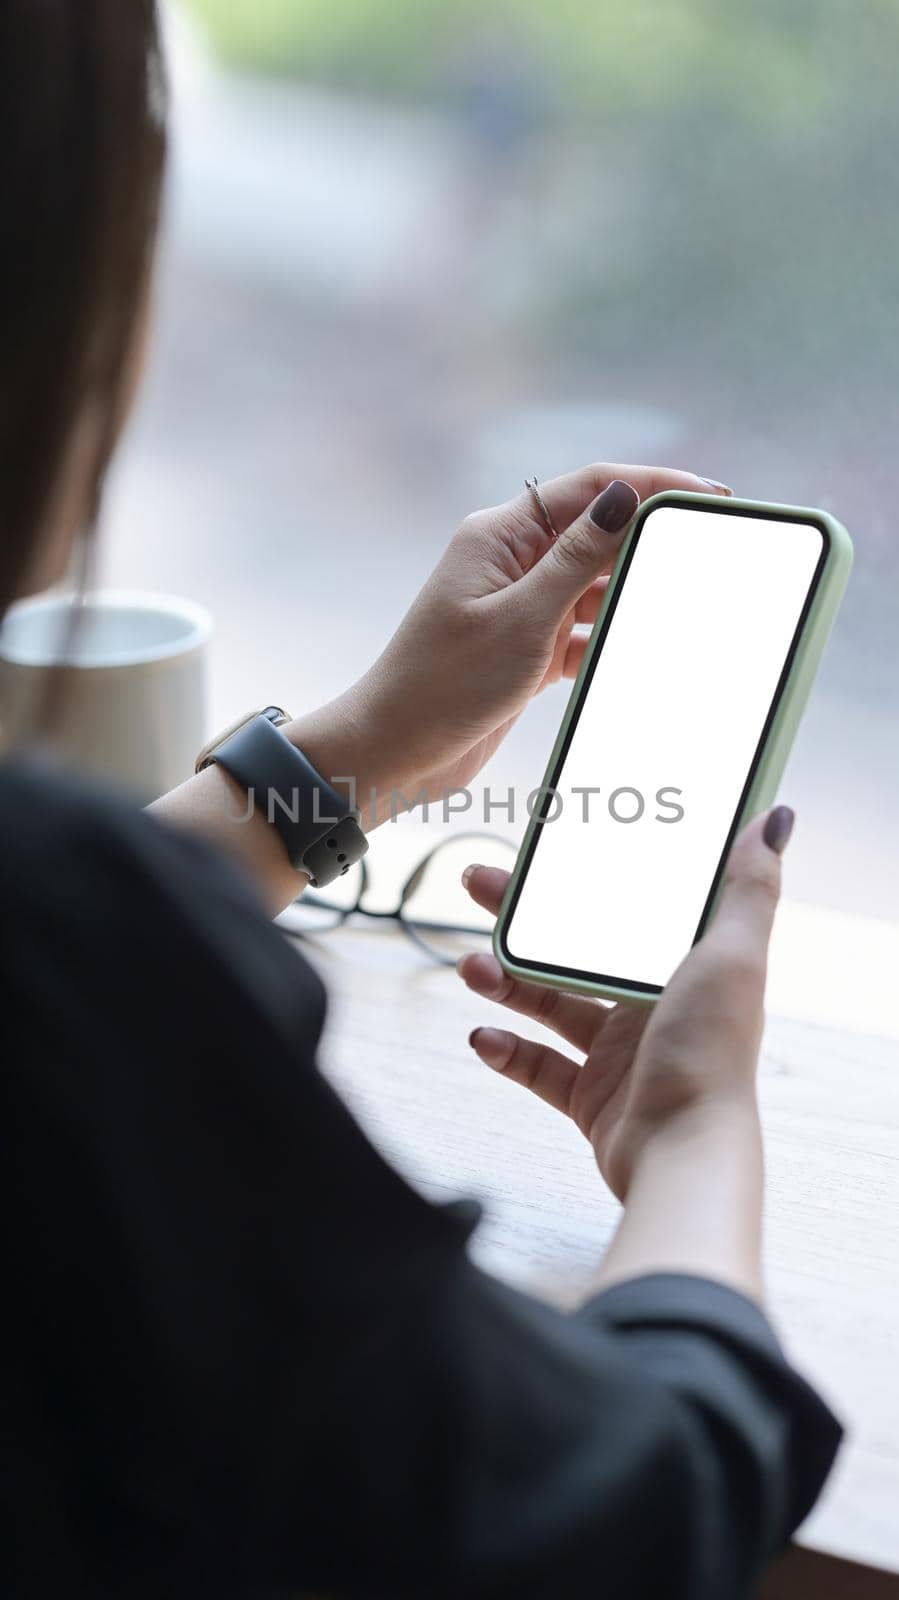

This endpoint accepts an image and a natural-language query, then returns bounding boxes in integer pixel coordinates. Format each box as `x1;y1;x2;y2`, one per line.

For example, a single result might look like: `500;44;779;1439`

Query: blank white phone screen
503;504;825;991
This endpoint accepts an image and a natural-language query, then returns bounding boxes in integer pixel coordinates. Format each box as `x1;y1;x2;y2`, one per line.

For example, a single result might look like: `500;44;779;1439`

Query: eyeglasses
278;830;518;966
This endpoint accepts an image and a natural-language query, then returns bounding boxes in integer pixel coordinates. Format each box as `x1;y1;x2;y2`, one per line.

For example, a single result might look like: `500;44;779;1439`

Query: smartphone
494;491;853;1004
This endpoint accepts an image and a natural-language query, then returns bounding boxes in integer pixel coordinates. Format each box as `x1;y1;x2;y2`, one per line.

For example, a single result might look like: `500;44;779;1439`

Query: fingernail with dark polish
589;479;639;536
700;477;734;495
763;805;795;855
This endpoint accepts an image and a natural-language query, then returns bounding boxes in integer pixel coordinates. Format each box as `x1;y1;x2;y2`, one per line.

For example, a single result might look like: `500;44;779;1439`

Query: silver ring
525;476;560;542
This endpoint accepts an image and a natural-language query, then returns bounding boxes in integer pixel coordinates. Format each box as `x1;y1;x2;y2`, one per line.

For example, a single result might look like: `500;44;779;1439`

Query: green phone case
493;490;854;1005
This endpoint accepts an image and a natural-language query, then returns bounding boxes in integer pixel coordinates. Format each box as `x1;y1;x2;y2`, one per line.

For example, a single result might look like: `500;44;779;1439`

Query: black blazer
0;760;841;1598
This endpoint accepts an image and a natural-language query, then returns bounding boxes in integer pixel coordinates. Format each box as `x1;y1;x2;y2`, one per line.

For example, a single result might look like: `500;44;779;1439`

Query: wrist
607;1091;761;1202
284;684;407;833
598;1095;765;1304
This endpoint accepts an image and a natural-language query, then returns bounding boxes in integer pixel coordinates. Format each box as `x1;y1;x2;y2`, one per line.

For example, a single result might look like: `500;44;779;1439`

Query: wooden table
297;915;899;1594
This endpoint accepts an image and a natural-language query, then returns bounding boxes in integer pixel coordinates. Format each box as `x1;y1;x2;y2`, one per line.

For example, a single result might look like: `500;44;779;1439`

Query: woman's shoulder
0;754;326;1027
0;753;255;908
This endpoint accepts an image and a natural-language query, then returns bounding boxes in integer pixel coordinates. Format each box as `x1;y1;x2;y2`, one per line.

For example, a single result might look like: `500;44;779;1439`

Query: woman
1;5;840;1597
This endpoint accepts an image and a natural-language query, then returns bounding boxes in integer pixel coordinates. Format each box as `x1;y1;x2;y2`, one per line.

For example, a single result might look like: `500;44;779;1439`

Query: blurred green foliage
181;0;899;388
182;0;896;126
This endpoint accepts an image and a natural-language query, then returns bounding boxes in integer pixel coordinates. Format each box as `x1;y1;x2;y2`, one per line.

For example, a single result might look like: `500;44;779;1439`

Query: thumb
516;478;640;621
706;805;795;958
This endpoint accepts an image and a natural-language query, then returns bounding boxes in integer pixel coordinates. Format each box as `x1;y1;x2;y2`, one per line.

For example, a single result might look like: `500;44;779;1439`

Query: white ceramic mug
0;591;213;803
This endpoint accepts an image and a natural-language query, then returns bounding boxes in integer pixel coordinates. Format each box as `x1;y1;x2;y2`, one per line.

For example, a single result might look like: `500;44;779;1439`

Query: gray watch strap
208;713;368;887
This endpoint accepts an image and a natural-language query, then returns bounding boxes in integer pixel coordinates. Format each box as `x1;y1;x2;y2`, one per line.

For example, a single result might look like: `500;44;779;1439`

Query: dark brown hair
0;0;167;614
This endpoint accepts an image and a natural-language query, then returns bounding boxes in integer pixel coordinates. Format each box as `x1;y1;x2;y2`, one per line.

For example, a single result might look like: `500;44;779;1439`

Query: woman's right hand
458;805;793;1203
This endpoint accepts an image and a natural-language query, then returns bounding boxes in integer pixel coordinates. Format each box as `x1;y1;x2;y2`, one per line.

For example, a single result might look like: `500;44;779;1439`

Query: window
106;0;899;1037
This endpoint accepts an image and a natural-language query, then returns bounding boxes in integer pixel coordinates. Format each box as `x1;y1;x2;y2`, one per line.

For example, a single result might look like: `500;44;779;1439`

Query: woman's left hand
163;462;730;911
304;463;731;823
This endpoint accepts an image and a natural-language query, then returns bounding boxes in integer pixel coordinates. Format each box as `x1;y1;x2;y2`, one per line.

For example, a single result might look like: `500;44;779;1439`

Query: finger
562;632;589;679
461;863;510;916
514;479;641;620
469;1026;579;1117
458;952;603;1054
706;805;794;958
475;464;732;583
536;462;733;534
574;576;610;625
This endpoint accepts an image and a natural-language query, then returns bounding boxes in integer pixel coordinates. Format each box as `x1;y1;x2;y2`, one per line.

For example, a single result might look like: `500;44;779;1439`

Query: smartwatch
195;706;368;888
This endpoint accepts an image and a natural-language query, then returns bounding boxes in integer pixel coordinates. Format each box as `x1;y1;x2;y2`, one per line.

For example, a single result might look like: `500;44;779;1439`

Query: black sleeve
1;764;842;1599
